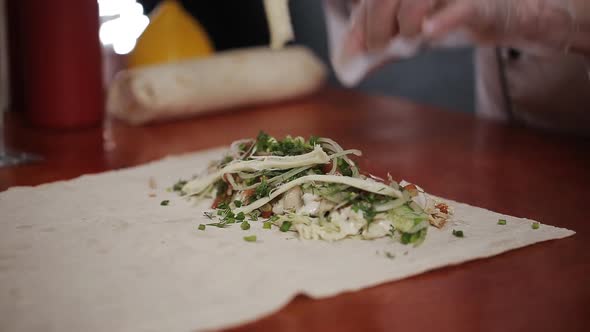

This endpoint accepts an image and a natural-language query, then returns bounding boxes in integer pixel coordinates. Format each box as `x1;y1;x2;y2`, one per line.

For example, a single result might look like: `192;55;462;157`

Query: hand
349;0;590;55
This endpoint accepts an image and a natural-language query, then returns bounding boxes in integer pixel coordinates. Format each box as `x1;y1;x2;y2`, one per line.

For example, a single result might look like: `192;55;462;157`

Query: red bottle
17;0;104;129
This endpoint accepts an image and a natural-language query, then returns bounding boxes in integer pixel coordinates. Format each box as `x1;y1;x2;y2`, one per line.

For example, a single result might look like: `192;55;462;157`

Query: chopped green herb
249;210;261;221
452;230;464;238
262;135;312;156
203;212;215;220
280;221;292;232
532;222;540;230
206;222;229;229
198;224;206;231
388;225;396;238
400;232;411;244
244;177;258;186
255;179;271;199
234;200;243;208
241;221;251;230
385;252;395;260
309;135;319;147
337;158;353;177
214;180;228;197
220;156;234;167
498;219;507;225
263;222;272;229
401;228;428;245
172;180;187;192
243;235;257;242
236;212;246;221
256;131;273;152
160;200;170;206
352;201;377;223
270;215;280;222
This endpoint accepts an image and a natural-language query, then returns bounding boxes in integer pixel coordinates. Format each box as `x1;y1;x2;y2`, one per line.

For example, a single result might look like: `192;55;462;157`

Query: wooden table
2;89;589;331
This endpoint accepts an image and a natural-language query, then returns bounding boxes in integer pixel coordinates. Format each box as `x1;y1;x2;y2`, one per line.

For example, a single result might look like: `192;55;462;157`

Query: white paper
0;148;575;332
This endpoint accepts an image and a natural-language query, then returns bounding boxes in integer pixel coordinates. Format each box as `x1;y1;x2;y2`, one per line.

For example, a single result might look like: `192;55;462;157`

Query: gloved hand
323;0;471;86
349;0;590;56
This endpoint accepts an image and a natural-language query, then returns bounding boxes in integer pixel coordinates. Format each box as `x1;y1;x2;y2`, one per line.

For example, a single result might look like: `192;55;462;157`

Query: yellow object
128;0;214;68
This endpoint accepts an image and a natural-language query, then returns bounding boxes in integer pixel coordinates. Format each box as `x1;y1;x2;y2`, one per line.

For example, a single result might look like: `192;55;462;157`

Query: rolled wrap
107;46;327;125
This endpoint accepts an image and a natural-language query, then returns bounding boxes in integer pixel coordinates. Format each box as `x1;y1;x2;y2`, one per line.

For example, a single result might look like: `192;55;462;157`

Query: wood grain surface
2;88;589;332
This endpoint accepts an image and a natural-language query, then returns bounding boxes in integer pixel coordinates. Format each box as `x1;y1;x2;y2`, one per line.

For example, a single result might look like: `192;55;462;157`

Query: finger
398;0;437;38
423;1;476;40
343;1;368;56
365;0;401;51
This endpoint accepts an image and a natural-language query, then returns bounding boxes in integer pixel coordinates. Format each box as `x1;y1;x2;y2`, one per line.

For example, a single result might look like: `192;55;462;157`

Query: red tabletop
2;88;589;332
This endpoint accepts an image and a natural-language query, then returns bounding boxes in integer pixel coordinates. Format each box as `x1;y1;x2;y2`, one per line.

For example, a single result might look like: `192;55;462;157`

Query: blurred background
1;0;475;120
135;0;475;113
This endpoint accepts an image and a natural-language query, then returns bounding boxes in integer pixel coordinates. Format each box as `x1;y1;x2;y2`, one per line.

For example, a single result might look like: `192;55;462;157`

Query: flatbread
0;148;574;332
107;46;326;125
264;0;295;49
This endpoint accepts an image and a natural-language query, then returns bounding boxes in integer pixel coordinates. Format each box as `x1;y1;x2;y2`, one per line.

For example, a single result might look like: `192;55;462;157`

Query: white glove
324;0;590;86
356;0;590;55
323;0;471;86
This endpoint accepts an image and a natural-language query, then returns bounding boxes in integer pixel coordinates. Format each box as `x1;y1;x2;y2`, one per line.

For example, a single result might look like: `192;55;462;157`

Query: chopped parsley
238;143;248;152
280;221;292;232
532;222;540;230
249;210;261;221
206;222;229;229
243;235;257;242
214;180;229;199
352;201;377;224
256;131;273;152
388;225;395;238
241;221;251;230
401;228;427;245
452;230;464;238
220;156;234;167
498;219;507;225
198;224;206;231
234;200;243;207
255;131;315;156
255;179;271;199
224;210;235;221
337;158;353;177
272;136;310;156
171;180;187;193
308;135;319;147
160;200;170;206
263;222;272;229
207;203;239;228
